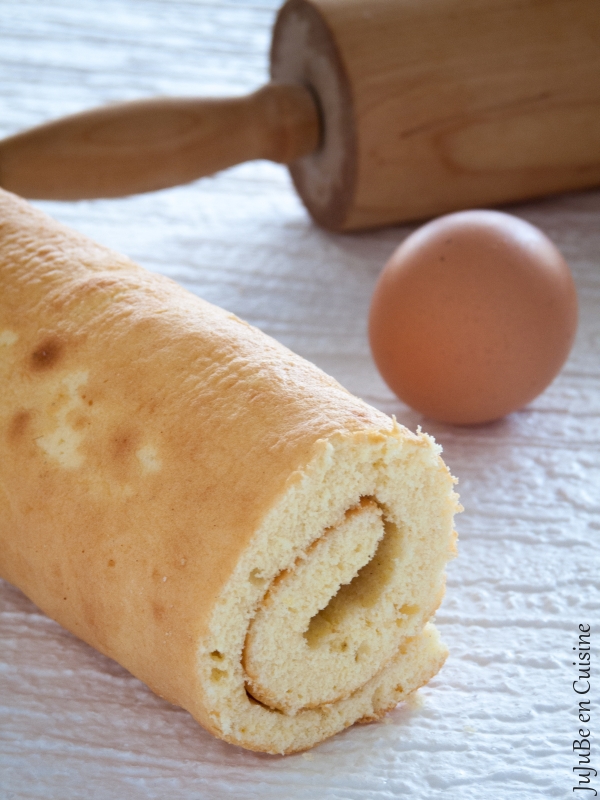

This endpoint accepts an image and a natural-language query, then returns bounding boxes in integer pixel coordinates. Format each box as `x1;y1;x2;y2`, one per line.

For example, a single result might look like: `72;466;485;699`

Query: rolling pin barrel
273;0;600;230
0;0;599;230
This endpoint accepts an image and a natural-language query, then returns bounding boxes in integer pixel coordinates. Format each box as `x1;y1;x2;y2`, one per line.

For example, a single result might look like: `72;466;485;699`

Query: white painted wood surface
1;2;599;797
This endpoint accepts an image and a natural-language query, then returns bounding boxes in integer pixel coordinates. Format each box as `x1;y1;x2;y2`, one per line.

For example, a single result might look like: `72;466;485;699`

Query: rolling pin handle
0;82;321;200
254;82;322;164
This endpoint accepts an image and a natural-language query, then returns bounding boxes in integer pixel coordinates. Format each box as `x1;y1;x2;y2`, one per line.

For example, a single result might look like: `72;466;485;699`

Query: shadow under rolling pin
1;0;599;232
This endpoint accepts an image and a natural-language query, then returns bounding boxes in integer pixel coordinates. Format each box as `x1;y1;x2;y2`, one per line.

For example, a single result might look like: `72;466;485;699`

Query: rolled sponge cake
0;189;459;754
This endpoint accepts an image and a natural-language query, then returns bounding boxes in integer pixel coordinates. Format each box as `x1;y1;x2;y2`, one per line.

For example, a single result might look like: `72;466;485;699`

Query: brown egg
368;210;578;425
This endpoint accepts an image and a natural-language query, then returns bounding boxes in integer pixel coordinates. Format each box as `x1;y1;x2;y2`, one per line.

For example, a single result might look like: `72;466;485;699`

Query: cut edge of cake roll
0;188;459;755
197;425;458;753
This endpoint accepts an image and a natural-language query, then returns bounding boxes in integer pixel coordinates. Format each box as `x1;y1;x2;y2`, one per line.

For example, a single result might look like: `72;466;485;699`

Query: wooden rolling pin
1;0;599;231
